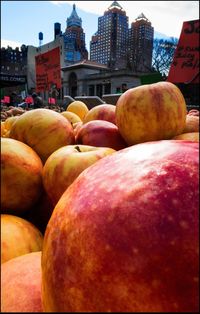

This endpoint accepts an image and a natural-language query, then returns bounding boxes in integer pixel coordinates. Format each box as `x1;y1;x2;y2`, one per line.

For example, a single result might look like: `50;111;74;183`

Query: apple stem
75;145;81;152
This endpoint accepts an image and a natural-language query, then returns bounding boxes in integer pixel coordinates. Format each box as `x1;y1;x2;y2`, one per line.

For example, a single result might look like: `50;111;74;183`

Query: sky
1;0;199;52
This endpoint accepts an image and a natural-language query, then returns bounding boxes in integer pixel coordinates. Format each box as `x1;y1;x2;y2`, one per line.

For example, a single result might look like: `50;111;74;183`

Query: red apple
83;104;116;125
42;145;116;206
76;120;127;150
42;140;199;312
1;251;43;312
1;138;43;214
9;108;75;163
187;109;199;116
73;121;83;138
1;214;43;264
115;81;187;145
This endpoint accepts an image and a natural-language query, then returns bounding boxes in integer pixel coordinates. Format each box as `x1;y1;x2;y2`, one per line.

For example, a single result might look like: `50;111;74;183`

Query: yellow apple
173;132;199;141
42;144;116;206
61;111;82;124
115;81;187;145
1;138;43;213
66;101;89;120
183;115;199;133
9;108;75;163
1;214;43;264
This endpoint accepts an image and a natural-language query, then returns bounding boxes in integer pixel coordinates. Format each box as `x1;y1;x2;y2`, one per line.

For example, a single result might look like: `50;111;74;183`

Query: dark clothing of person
33;96;43;109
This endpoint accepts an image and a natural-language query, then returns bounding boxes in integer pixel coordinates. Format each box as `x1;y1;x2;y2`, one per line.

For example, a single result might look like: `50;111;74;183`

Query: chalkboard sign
167;19;199;84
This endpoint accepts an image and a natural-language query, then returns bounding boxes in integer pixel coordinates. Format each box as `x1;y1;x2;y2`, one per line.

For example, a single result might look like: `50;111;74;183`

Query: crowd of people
1;92;66;121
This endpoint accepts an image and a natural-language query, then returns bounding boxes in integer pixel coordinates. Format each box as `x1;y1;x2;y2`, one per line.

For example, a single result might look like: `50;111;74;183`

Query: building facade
90;1;129;69
63;4;88;64
90;1;154;72
0;2;155;104
0;45;28;98
61;60;141;98
130;13;154;72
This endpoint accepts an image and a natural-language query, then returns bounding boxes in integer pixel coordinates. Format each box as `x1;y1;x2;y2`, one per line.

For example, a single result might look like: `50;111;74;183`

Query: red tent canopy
167;19;199;84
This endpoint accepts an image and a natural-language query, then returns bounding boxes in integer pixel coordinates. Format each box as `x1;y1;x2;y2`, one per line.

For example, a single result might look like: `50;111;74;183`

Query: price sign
167;19;199;84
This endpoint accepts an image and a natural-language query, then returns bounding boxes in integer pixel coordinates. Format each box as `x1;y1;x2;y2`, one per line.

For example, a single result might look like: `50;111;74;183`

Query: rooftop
67;4;82;28
61;59;108;70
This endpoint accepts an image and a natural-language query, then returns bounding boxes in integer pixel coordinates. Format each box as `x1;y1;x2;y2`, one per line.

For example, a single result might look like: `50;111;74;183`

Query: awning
167;19;199;84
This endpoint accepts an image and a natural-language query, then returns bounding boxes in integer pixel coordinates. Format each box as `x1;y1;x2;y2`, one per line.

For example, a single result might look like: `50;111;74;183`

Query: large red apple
1;138;43;213
115;81;187;145
41;140;199;312
1;214;43;264
42;145;116;206
1;252;42;312
83;104;116;125
9;108;75;163
76;120;127;150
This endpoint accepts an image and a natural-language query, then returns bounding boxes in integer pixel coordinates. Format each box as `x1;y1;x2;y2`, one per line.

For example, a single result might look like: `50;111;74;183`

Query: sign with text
35;47;61;92
167;19;199;84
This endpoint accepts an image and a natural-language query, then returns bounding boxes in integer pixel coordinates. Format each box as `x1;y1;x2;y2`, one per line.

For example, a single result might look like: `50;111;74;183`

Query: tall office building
130;13;154;72
90;1;129;69
63;4;88;64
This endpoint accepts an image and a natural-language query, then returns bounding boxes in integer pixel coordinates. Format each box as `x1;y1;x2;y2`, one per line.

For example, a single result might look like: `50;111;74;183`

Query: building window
89;85;95;96
96;84;102;97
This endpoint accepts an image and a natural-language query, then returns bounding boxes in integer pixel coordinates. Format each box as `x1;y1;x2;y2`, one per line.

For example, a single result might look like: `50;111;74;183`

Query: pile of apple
1;82;199;312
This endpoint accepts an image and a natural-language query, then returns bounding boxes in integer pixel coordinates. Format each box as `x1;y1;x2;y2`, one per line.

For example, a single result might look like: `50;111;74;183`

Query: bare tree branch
151;38;178;75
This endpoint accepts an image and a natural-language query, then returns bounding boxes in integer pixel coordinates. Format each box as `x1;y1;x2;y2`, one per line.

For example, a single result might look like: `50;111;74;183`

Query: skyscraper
90;1;129;69
129;13;154;72
90;2;154;72
63;4;88;64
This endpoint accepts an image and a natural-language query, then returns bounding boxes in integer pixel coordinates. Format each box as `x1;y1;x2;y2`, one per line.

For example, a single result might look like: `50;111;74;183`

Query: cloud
49;1;63;6
1;39;23;49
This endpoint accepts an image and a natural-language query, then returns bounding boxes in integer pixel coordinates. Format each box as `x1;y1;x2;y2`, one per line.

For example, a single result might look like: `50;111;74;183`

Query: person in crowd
10;92;18;107
32;93;43;109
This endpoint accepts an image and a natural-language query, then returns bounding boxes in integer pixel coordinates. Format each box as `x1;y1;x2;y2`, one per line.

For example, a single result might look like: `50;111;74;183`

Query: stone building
61;60;141;98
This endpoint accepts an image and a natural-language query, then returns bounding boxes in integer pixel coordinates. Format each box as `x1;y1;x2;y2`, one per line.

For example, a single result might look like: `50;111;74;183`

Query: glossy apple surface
83;104;116;125
41;140;199;312
116;81;187;145
61;111;82;124
1;138;43;213
76;120;127;150
42;145;116;206
66;101;89;120
9;108;75;163
1;214;43;264
1;252;42;312
173;132;199;141
183;115;199;133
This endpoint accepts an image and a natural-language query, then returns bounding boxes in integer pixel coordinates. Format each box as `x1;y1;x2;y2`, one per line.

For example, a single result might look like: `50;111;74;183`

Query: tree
152;37;178;77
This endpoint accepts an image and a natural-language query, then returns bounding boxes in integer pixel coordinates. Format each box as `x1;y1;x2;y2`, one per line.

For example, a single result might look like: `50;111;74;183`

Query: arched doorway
68;72;77;98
